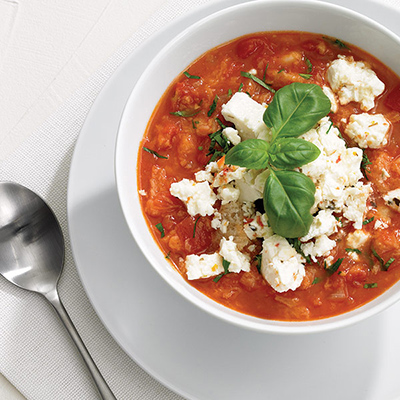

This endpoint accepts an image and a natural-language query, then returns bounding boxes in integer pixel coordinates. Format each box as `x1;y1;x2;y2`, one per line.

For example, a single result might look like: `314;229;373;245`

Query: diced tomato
236;38;264;59
145;191;185;217
385;84;400;112
175;216;213;254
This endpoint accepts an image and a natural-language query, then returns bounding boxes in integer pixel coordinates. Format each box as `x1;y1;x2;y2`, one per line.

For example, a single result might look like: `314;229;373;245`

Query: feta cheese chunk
327;55;385;111
322;85;338;113
185;253;223;280
219;236;251;273
346;229;370;249
301;235;336;262
345;113;390;148
243;212;273;240
301;209;338;242
222;126;241;146
170;179;216;216
217;183;240;205
221;92;272;141
261;235;305;293
384;188;400;212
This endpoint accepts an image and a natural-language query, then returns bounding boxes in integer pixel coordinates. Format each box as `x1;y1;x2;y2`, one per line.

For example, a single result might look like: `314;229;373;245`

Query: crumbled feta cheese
211;211;229;233
346;229;370;249
301;234;336;262
301;209;338;242
243;212;273;240
195;169;213;183
185;253;223;280
170;179;216;216
236;169;269;202
242;201;255;218
300;117;364;213
374;219;389;230
219;236;251;273
327;55;385;111
322;85;338;113
345;113;390;148
217;183;240;205
342;183;372;229
221;92;272;141
139;189;147;196
260;235;305;293
212;165;246;187
222;127;241;146
384;188;400;212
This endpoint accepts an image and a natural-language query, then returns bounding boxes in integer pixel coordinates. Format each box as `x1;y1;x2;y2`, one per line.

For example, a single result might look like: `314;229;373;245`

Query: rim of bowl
116;0;400;334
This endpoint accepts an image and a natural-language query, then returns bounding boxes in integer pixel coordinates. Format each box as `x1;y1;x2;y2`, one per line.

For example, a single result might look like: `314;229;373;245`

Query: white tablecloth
1;0;400;399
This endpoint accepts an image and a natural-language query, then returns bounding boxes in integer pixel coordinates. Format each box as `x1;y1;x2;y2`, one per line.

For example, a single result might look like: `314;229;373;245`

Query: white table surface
1;0;400;399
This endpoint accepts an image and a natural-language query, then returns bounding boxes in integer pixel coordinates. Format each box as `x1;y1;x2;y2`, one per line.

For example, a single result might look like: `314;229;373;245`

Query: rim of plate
115;0;400;334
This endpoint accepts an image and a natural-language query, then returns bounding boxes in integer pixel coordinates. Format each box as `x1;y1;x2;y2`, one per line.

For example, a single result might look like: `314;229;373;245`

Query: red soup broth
138;31;400;321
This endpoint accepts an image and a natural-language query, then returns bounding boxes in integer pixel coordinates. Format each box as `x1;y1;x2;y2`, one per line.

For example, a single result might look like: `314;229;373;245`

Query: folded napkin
0;0;215;398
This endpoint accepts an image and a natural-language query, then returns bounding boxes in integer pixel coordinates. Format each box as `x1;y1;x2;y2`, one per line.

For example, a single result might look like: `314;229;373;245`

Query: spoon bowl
0;182;116;400
0;182;64;295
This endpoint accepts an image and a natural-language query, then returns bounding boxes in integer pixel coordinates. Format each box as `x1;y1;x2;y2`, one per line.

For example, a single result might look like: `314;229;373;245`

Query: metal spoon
0;182;116;400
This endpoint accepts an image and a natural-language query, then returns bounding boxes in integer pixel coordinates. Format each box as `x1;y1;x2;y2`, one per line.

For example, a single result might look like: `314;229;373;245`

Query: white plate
68;1;400;399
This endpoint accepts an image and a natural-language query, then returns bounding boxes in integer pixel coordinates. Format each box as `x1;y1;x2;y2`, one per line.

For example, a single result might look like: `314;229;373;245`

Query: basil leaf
268;138;320;169
155;223;165;238
225;139;270;169
264;169;315;238
263;83;331;139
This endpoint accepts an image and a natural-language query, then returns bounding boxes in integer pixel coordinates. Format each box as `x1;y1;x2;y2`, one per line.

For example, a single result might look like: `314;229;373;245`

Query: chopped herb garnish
207;95;219;117
345;248;362;254
361;151;372;179
193;216;200;238
183;71;201;79
192;120;199;129
305;57;313;73
363;216;374;225
299;73;312;80
326;121;333;134
228;88;233;97
323;36;350;49
165;251;171;259
385;258;395;270
213;258;231;282
312;277;321;285
238;83;244;92
143;147;168;159
262;63;269;82
206;126;232;162
155;223;165;238
198;146;203;151
372;249;395;271
240;71;275;93
278;68;285;74
364;283;378;289
287;238;311;264
324;258;344;274
170;109;201;117
216;118;226;129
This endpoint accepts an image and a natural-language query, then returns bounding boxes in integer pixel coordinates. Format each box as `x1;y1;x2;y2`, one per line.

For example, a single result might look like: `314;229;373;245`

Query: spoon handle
44;288;117;400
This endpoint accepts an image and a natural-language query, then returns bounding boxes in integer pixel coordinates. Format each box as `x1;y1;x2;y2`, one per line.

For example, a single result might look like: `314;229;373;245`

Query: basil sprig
225;83;330;238
263;82;331;140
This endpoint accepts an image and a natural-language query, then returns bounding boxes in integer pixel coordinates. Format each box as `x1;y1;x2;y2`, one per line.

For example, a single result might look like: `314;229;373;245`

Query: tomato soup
138;32;400;321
